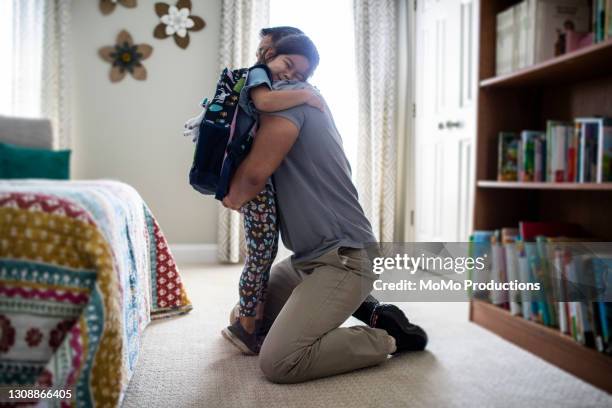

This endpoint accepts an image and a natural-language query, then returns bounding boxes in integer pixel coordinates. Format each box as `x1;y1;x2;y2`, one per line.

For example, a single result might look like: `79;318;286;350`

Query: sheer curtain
0;0;71;149
217;0;270;263
353;0;400;242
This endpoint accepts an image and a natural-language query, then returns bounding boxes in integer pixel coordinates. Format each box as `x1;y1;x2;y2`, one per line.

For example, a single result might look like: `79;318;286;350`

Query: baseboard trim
169;243;218;264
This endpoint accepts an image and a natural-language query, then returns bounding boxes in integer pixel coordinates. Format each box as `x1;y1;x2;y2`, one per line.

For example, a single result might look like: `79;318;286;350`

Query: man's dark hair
260;26;304;43
273;34;320;79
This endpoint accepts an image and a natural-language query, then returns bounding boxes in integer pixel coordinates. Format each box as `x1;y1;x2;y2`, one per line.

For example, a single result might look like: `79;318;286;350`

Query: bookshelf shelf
480;39;612;88
477;181;612;191
472;0;612;393
470;299;612;393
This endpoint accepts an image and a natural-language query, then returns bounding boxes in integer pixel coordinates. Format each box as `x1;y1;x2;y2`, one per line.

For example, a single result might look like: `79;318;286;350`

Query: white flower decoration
154;1;205;49
160;6;194;38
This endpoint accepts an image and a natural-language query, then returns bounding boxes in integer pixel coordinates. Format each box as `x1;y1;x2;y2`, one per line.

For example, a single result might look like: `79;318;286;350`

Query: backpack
189;65;272;200
188;67;250;197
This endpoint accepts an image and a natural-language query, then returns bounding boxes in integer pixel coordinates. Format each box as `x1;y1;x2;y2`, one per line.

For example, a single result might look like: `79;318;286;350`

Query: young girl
220;34;321;355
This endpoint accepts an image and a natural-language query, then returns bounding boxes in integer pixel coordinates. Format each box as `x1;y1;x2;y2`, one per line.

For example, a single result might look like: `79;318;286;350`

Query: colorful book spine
468;231;494;299
566;123;580;182
546;121;570;182
516;240;533;320
534;136;545;181
491;231;509;308
496;6;515;75
497;132;519;181
504;239;522;316
520;130;543;181
553;247;565;332
597;122;612;182
597;0;606;42
577;119;599;182
608;0;612;39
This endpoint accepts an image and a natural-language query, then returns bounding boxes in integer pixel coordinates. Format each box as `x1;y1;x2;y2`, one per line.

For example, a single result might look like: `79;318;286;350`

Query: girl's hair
268;34;320;79
259;26;303;42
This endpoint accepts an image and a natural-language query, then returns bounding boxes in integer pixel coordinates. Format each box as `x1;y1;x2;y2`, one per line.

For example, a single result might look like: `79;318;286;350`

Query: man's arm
222;114;299;210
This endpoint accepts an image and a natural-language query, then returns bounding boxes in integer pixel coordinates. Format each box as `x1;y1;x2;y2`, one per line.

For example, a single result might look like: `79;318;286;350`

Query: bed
0;117;192;407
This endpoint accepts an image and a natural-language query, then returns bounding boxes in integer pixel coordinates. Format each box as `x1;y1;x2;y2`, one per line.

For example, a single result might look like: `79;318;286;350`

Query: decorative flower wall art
99;0;137;15
154;0;205;49
98;30;153;82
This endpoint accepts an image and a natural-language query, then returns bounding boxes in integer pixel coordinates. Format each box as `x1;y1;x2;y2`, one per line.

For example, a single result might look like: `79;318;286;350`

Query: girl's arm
250;85;324;112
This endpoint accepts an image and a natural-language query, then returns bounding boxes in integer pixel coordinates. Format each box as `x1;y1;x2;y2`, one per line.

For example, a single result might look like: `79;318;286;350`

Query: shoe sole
221;327;257;355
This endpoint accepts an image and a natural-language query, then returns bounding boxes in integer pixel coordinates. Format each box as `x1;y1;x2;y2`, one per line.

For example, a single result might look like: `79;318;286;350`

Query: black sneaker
221;321;261;355
371;304;428;353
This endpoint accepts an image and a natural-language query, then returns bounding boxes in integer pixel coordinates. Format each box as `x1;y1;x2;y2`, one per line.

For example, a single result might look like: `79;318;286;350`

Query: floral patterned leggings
238;182;279;317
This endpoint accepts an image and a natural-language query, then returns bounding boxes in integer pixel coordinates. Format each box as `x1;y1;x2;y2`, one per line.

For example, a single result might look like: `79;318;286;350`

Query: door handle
445;121;462;129
438;122;445;130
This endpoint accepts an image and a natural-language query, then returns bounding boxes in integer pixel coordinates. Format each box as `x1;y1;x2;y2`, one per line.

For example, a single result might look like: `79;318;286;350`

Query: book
516;241;533;319
491;232;509;308
513;1;530;69
596;0;606;42
525;241;545;323
497;132;519;181
608;0;612;39
565;30;594;52
554;246;573;334
591;257;612;353
576;117;612;182
530;0;591;63
566;123;580;182
577;119;599;182
503;229;522;316
518;221;583;242
598;124;612;182
468;231;494;299
496;6;515;75
520;131;544;181
546;121;571;182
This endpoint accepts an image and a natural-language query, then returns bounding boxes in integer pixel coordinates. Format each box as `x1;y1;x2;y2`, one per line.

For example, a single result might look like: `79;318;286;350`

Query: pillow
0;142;70;179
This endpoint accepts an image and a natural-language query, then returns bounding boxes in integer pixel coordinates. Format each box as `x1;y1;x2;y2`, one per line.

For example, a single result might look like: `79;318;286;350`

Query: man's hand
306;92;325;112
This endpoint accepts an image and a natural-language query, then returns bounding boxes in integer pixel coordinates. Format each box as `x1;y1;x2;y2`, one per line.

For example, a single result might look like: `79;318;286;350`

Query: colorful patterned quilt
0;180;192;407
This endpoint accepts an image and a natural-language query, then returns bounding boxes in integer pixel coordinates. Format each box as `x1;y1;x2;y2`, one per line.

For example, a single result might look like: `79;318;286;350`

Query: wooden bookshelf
470;299;612;394
480;39;612;88
471;0;612;393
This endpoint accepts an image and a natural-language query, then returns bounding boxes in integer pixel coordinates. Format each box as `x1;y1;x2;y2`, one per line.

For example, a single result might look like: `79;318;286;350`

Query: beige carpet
122;263;612;408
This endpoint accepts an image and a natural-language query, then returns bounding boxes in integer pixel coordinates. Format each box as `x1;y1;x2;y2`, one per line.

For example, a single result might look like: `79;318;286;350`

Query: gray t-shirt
266;81;376;263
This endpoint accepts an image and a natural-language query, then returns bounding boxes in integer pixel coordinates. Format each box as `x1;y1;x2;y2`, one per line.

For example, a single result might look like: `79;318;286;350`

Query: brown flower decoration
154;0;205;49
98;30;153;82
99;0;137;15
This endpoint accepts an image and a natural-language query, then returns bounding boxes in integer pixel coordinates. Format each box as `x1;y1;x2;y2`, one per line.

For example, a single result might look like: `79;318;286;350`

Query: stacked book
469;222;612;355
496;0;609;76
497;117;612;182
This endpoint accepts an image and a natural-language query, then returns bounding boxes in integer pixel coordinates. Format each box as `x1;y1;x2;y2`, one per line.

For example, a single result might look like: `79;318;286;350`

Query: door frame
405;0;480;242
397;0;417;242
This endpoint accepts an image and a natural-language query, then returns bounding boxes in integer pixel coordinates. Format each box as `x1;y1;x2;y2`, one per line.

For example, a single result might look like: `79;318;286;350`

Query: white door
414;0;478;242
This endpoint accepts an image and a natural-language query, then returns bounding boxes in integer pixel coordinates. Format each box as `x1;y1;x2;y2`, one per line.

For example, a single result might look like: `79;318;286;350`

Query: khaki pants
258;247;391;383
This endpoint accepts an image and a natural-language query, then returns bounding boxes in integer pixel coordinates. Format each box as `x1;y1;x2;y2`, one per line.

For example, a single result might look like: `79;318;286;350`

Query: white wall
71;0;221;244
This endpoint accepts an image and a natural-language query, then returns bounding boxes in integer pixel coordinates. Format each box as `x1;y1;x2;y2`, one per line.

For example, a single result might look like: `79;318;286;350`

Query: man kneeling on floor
221;43;427;386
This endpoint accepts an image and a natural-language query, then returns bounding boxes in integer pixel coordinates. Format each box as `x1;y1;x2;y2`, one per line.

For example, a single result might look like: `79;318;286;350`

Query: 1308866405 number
4;388;72;401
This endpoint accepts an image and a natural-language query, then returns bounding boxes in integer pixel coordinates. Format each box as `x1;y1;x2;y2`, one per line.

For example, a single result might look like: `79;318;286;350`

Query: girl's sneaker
221;321;261;355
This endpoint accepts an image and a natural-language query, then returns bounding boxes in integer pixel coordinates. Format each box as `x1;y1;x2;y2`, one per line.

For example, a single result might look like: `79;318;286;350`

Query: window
0;0;44;118
269;0;359;172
